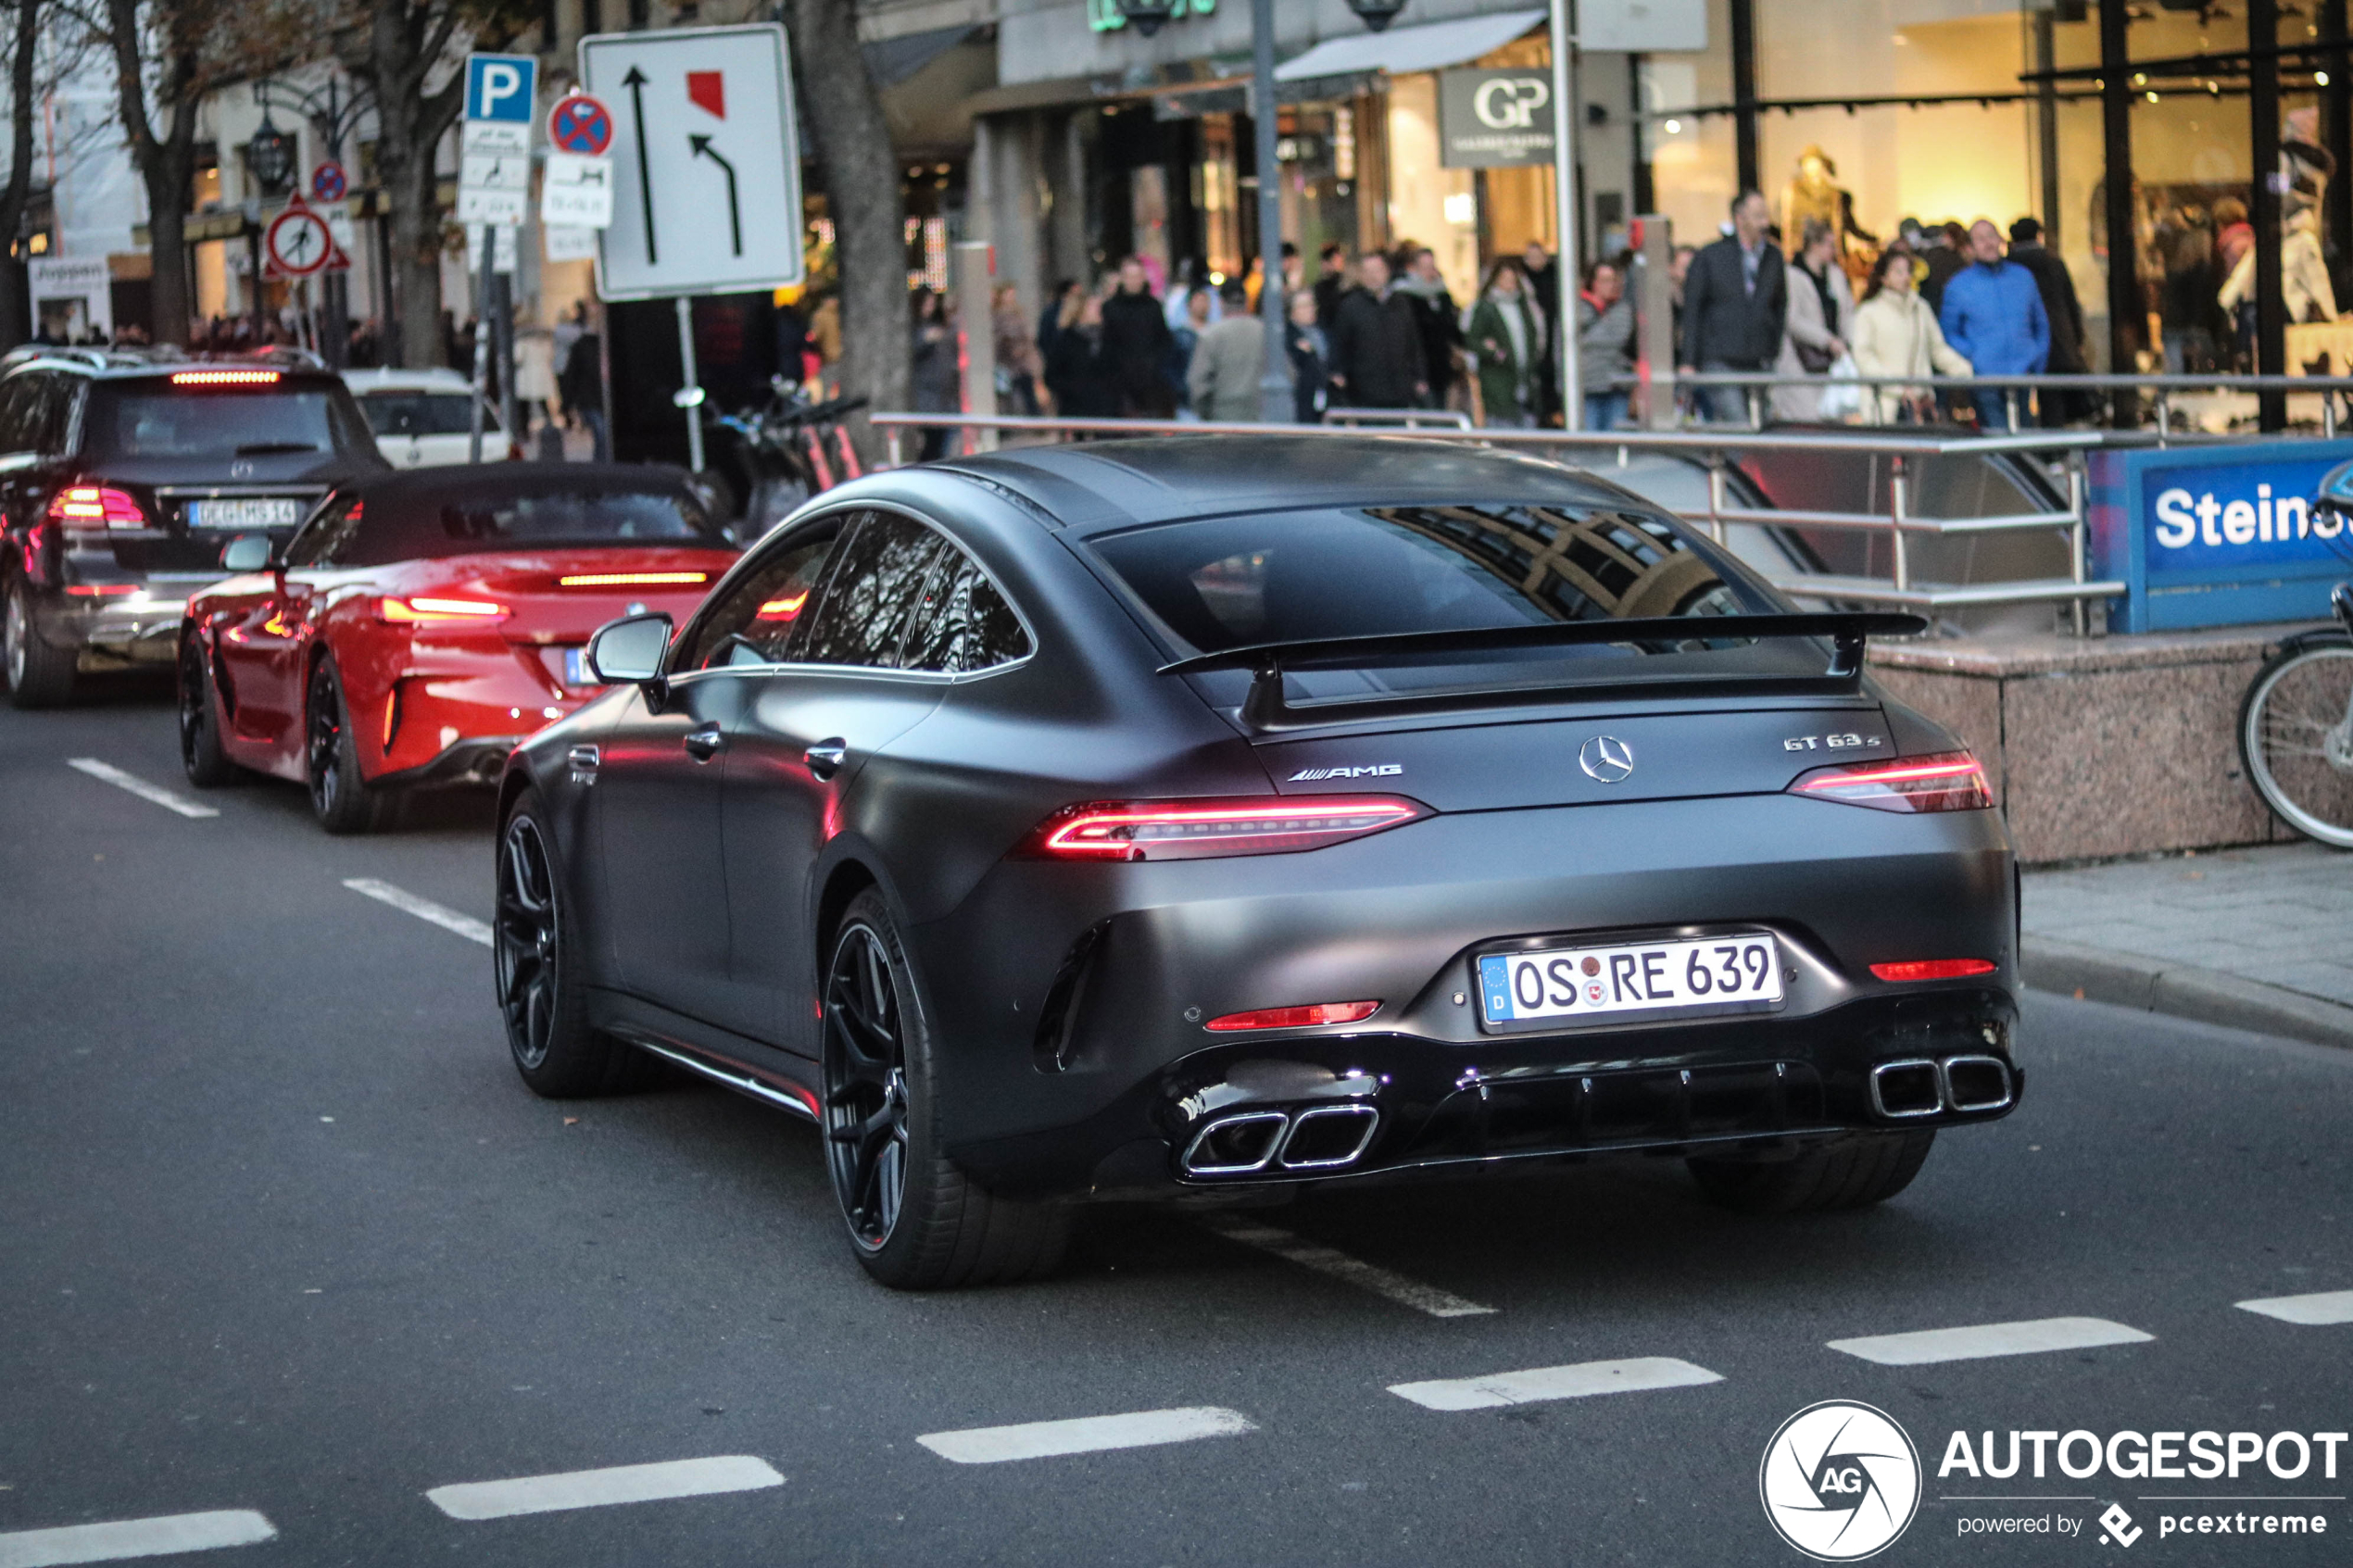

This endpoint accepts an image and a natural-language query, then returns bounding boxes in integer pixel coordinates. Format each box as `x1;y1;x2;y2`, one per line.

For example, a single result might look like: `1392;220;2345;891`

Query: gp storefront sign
1439;69;1555;169
2088;439;2353;632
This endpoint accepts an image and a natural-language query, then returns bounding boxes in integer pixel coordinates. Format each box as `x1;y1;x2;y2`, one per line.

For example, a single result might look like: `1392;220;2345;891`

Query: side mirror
586;610;673;686
220;533;274;572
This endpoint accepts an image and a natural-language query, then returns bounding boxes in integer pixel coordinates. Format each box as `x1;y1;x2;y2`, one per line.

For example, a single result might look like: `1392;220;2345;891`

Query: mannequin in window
1779;145;1877;268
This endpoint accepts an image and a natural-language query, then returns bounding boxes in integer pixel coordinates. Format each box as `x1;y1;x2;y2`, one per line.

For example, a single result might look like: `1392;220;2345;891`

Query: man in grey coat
1188;281;1265;422
1678;189;1787;423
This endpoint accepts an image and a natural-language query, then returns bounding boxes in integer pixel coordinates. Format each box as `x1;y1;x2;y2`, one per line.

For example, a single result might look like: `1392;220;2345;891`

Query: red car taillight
1204;1000;1382;1032
1869;959;1998;982
170;369;279;385
1789;751;1992;813
378;596;510;624
1020;795;1430;862
46;485;147;531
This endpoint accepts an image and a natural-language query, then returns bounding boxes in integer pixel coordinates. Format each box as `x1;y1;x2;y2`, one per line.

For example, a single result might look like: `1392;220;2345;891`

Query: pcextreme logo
1761;1400;1924;1561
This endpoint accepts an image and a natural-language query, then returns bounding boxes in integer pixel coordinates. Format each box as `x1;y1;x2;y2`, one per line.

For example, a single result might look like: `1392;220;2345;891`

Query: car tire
1686;1130;1935;1215
823;887;1069;1289
178;635;242;787
305;657;384;834
497;790;650;1098
5;578;77;709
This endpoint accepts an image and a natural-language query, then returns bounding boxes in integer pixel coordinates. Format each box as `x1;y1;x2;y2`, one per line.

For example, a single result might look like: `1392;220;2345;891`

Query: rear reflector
1790;750;1992;813
379;596;510;623
64;583;141;596
1869;959;1998;982
1021;795;1430;861
557;571;710;587
46;485;146;530
170;369;280;385
1204;1000;1382;1032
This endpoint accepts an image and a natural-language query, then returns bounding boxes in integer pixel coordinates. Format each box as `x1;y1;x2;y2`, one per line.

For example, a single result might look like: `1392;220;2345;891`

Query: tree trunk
0;0;39;353
102;0;199;345
357;0;469;369
786;0;906;461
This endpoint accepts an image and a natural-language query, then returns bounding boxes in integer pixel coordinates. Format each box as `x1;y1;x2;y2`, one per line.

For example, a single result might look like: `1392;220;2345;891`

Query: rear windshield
356;392;478;437
1088;502;1812;701
86;383;372;461
286;483;722;567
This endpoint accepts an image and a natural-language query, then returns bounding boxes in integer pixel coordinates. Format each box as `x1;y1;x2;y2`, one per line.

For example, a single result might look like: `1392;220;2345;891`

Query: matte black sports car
496;437;2021;1289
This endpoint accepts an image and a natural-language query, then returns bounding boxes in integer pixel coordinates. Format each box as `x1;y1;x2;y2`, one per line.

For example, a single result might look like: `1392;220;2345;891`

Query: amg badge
1289;764;1403;782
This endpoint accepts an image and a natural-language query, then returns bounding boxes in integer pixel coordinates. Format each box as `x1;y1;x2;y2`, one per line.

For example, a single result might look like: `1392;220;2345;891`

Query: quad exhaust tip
1869;1055;2014;1120
1180;1105;1381;1176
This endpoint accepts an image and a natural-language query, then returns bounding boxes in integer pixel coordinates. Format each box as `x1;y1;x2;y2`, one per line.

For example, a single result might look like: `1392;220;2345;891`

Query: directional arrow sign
578;24;804;299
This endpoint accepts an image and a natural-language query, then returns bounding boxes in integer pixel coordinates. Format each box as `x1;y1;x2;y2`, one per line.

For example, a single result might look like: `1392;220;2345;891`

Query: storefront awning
1273;8;1545;82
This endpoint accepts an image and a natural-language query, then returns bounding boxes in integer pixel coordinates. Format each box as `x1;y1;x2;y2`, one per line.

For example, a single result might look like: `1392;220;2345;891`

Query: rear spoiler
1157;611;1929;734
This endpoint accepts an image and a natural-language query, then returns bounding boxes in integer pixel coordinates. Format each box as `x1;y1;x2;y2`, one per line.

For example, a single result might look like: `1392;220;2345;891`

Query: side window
793;509;946;670
900;546;1032;673
679;524;839;671
0;376;31;453
44;377;83;456
283;494;366;568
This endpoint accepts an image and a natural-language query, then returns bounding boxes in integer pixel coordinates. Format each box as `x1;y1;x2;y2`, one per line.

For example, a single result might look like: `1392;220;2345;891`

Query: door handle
804;739;849;779
683;722;725;761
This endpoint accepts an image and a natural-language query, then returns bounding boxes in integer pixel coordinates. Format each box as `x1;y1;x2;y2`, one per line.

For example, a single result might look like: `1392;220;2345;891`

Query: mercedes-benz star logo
1579;734;1636;784
1759;1400;1921;1561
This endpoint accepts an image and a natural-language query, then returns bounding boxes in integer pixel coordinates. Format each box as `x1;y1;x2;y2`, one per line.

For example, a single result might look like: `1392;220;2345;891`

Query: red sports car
177;463;737;832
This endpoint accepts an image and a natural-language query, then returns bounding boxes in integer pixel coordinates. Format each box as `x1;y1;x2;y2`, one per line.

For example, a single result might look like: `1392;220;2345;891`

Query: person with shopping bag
1850;249;1972;424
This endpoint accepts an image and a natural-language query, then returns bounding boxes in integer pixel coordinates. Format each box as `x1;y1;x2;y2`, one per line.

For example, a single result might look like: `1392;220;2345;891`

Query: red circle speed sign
548;94;614;157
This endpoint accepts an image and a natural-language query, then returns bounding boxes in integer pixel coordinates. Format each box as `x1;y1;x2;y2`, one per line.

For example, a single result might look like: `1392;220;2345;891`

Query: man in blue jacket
1939;219;2049;431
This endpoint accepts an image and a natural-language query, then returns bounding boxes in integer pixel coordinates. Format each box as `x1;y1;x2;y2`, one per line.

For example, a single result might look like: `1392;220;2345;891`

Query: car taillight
46;485;147;531
1204;1000;1382;1032
557;571;710;587
170;369;279;385
1869;959;1998;982
756;590;809;621
63;583;141;596
378;596;510;623
1789;751;1992;813
1020;795;1430;861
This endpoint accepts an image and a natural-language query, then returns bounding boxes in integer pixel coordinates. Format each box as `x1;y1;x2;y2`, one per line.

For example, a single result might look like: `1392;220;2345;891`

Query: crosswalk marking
1827;1316;2153;1365
1389;1356;1724;1411
66;759;219;820
425;1455;783;1520
341;877;494;947
917;1407;1256;1464
2236;1288;2353;1325
0;1510;274;1567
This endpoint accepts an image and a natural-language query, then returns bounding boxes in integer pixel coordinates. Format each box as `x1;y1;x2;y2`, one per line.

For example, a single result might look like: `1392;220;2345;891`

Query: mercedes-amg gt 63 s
496;437;2020;1289
179;464;736;832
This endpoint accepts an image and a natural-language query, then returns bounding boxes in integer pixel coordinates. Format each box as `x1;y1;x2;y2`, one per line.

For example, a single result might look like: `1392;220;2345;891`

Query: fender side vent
1032;922;1108;1073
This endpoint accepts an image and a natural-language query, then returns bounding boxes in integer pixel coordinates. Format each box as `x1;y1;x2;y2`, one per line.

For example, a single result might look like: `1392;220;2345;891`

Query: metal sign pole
1550;0;1582;431
496;270;519;458
469;234;494;462
675;296;705;472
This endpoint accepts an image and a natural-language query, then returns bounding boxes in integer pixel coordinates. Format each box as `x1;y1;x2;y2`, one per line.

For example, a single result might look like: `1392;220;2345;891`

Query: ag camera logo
1761;1400;1922;1561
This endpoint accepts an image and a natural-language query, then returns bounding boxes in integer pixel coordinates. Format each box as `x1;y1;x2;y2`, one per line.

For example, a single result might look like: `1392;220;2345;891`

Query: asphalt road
5;684;2351;1567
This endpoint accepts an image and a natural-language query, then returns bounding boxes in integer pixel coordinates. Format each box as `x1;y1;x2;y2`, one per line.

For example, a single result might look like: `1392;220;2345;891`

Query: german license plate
1478;933;1784;1031
187;497;301;531
563;647;596;686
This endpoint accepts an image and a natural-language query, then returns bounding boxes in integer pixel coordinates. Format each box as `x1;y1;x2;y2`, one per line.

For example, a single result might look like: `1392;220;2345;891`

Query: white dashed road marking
1196;1215;1495;1318
341;878;494;947
0;1509;275;1566
424;1455;784;1521
917;1407;1257;1464
1389;1356;1725;1411
66;759;219;820
2235;1288;2353;1325
1827;1316;2153;1365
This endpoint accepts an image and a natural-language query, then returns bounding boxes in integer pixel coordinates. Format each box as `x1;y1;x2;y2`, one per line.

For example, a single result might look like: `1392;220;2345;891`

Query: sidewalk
2020;842;2353;1047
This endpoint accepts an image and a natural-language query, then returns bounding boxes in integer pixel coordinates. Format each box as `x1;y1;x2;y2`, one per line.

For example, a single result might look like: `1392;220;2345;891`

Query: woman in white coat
1771;218;1857;421
1849;248;1972;423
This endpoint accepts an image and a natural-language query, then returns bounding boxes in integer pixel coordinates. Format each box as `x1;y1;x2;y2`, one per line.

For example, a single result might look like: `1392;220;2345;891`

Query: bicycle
695;381;868;533
2238;460;2353;847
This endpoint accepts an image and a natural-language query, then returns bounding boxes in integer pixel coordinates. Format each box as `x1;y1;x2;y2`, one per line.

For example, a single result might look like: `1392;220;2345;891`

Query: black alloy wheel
5;579;75;708
497;811;561;1072
306;659;378;834
178;636;238;787
824;917;912;1252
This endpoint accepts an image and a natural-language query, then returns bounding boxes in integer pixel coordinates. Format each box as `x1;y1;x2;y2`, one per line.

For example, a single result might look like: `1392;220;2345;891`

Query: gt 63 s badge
1760;1400;1921;1561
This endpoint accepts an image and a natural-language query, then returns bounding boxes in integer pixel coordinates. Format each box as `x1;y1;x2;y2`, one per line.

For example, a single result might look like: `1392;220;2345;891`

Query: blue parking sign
465;54;537;123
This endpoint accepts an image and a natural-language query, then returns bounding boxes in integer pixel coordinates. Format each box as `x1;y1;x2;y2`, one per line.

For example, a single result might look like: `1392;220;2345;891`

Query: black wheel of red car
5;578;76;709
178;635;240;787
497;789;648;1098
821;888;1069;1289
306;658;380;834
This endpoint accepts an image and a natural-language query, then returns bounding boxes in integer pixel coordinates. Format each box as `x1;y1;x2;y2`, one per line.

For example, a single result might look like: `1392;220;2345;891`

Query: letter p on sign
467;54;538;123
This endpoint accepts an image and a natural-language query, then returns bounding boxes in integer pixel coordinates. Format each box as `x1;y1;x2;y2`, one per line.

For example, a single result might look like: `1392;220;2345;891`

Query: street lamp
246;117;297;196
1112;0;1176;38
1344;0;1410;31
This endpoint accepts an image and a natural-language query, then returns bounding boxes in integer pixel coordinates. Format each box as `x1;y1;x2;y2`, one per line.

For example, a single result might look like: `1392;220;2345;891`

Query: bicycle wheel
2241;637;2353;847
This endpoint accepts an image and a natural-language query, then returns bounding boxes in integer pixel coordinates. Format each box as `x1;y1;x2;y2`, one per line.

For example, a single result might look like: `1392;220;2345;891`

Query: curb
2022;935;2353;1050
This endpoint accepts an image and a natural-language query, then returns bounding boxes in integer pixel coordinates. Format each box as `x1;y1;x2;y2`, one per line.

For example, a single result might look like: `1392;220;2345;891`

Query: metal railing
868;412;2121;632
1642;369;2353;441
